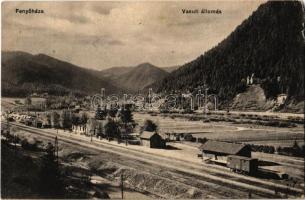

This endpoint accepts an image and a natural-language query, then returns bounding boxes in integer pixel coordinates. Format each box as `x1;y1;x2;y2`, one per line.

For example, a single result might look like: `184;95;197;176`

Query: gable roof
140;131;157;139
199;140;247;155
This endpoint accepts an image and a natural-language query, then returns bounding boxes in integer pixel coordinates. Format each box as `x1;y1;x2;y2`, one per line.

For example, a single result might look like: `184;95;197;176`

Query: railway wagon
227;155;258;175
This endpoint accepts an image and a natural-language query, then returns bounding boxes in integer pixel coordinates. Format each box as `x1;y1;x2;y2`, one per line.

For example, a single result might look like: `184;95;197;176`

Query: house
73;105;82;113
40;115;51;128
120;123;134;138
33;118;43;128
199;140;251;164
140;131;166;148
27;114;51;128
31;93;39;97
34;113;51;128
42;92;49;98
24;118;33;126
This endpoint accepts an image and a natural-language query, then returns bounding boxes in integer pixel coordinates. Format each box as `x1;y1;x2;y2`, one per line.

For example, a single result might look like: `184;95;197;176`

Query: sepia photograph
1;0;304;199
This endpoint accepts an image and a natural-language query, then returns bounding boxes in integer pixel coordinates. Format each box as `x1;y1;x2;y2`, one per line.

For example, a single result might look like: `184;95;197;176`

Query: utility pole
55;136;59;166
120;173;124;199
91;130;94;142
248;191;252;199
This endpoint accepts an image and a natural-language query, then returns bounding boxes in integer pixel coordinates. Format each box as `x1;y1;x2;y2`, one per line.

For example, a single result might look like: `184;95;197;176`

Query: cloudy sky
2;1;265;70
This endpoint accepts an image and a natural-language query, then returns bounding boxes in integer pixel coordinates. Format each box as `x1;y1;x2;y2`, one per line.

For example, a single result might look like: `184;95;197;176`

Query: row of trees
28;110;88;131
90;105;135;140
250;141;305;157
94;105;134;123
71;112;88;131
277;141;305;157
34;104;135;141
1;82;85;97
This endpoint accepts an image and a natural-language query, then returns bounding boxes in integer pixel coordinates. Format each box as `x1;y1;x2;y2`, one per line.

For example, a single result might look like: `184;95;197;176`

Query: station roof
140;131;156;139
140;131;167;140
199;140;247;155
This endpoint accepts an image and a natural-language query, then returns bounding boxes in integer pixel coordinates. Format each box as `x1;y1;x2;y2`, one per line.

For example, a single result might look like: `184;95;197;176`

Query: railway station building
199;140;251;163
140;131;166;148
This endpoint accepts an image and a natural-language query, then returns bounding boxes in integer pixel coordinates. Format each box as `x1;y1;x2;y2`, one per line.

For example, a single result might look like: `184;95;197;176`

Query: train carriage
227;155;258;175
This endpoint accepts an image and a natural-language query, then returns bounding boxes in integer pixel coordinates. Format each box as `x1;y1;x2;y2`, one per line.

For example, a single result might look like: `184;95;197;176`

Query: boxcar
227;155;258;175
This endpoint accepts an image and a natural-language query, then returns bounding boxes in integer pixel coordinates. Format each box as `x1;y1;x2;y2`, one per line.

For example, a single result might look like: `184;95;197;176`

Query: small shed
199;140;251;163
24;118;34;126
33;118;43;128
140;131;166;149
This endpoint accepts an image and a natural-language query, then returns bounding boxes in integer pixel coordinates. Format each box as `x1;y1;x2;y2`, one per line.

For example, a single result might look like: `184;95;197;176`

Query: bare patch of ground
231;85;272;111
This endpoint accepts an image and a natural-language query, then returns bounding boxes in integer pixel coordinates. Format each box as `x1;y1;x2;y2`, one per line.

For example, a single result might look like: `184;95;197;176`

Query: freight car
227;155;258;175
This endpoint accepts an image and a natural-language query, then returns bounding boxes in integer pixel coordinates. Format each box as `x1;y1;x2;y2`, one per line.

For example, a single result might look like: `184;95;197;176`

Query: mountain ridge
154;1;304;104
1;51;120;97
1;51;171;96
108;62;169;92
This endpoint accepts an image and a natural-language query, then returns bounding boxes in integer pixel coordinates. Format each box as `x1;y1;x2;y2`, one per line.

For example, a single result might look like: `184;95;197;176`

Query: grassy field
134;113;304;147
1;97;25;112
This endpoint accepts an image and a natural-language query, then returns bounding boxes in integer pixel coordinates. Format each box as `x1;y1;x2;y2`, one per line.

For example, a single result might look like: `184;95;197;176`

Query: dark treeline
1;82;87;97
155;1;304;102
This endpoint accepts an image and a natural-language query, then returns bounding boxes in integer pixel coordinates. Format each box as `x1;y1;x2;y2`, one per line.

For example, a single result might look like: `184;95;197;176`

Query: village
1;0;305;198
1;84;304;199
2;91;304;187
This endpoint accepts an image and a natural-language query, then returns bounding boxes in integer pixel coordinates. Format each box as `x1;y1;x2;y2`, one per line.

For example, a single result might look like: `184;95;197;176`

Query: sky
2;1;266;70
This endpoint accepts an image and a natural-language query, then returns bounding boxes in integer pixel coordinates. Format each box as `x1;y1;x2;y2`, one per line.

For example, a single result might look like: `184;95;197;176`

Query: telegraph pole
91;130;94;142
120;173;124;199
6;111;10;132
248;191;252;199
55;136;59;166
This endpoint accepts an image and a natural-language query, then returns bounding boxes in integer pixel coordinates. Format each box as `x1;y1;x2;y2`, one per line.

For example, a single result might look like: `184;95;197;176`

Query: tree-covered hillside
155;1;304;102
1;51;119;97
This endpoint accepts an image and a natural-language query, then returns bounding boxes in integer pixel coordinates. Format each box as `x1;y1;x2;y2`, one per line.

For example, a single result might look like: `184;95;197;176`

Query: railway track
7;123;304;198
19;128;246;199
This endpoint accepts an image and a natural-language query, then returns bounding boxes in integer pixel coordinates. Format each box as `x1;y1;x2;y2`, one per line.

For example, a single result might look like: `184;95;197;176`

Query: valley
1;0;304;199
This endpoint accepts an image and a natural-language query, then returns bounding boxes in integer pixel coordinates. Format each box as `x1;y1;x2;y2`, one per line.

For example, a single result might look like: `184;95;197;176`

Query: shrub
142;119;158;132
184;133;194;141
198;137;208;144
21;138;37;151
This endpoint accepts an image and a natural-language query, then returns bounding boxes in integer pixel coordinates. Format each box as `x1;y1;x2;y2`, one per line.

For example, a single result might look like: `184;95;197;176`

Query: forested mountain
1;51;119;97
95;63;171;92
155;1;304;102
109;63;169;92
